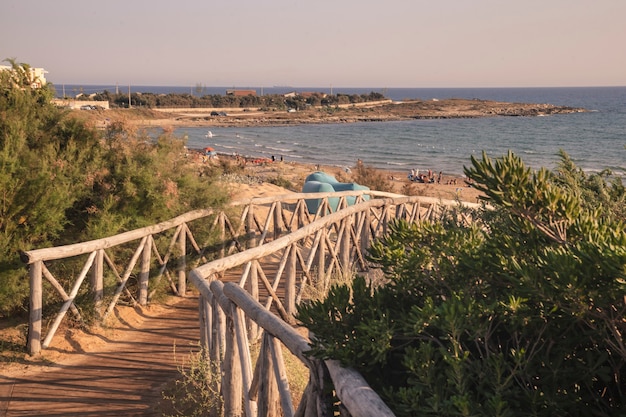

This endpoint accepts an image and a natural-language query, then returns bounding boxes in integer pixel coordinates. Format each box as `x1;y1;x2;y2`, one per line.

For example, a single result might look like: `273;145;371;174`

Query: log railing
188;195;480;416
21;189;480;415
21;189;424;354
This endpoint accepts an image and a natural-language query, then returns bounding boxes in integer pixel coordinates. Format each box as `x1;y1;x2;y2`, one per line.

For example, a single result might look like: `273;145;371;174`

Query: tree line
71;89;387;110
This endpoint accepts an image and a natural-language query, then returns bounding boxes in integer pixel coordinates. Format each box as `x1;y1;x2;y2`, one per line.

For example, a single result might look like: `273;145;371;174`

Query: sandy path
1;297;199;416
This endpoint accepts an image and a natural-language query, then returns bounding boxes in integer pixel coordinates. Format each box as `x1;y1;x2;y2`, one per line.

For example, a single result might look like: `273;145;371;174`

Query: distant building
52;98;110;110
0;64;48;88
226;89;257;96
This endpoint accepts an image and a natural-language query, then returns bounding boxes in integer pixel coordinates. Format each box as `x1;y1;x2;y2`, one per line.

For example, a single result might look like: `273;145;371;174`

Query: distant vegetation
0;61;230;317
66;89;387;110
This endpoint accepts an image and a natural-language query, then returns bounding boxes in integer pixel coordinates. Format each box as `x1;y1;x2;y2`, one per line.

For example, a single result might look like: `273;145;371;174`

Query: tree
297;151;626;416
0;61;101;314
0;60;230;317
1;58;44;90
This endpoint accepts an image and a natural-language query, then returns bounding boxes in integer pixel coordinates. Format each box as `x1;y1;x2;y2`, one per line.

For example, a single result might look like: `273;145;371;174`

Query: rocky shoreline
80;98;587;129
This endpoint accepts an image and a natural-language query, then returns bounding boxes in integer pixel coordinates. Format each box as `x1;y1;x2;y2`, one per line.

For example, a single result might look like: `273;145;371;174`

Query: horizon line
48;83;626;90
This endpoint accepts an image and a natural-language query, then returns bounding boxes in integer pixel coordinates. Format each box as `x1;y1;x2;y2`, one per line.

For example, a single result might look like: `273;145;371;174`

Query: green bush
297;151;626;416
0;60;229;317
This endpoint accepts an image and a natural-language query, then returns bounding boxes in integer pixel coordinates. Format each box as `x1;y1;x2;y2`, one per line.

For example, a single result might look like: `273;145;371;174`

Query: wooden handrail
20;190;457;264
187;195;483;416
22;189;482;415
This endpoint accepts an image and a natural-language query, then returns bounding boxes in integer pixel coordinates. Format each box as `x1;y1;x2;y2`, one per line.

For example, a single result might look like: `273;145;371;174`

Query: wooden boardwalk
0;296;200;417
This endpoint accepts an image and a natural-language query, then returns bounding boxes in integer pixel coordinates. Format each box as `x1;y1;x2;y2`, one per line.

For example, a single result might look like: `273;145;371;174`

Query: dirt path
0;296;200;417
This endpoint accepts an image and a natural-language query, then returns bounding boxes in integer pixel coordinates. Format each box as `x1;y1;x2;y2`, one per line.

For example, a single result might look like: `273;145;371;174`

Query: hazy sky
2;0;625;88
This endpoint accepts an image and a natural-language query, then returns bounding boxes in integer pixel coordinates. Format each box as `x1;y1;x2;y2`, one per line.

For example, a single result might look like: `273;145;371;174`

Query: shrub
351;161;394;193
265;175;293;191
297;151;626;416
160;347;222;417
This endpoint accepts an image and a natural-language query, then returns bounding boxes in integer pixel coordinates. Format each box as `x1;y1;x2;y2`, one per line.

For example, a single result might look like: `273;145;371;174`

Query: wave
265;146;293;153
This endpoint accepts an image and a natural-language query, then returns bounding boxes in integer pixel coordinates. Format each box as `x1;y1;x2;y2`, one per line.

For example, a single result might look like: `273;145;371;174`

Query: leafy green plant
297;151;626;416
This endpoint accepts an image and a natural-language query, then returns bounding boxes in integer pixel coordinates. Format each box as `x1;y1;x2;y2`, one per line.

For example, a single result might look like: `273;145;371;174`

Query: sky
1;0;625;88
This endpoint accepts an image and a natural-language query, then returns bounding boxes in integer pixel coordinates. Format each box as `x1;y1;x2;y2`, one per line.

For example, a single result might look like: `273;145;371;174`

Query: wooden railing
21;189;480;416
188;195;480;416
21;189;405;354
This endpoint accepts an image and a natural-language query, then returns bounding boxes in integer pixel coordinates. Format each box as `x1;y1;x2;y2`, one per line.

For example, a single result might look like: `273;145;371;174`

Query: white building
0;64;48;88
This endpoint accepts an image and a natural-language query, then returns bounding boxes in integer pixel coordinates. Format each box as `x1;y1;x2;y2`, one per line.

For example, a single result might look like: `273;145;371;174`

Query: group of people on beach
406;168;463;185
408;168;443;184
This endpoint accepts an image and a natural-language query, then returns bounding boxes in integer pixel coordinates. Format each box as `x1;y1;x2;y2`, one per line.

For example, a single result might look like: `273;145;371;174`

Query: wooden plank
138;235;152;305
103;236;148;318
177;222;187;296
42;251;97;348
325;359;395;417
270;334;295;417
41;264;82;321
27;260;43;355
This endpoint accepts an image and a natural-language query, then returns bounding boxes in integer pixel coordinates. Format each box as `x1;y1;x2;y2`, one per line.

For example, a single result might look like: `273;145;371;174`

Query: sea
57;85;626;176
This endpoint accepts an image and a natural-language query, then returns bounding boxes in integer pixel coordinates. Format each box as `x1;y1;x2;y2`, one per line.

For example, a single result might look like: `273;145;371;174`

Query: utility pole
128;84;131;108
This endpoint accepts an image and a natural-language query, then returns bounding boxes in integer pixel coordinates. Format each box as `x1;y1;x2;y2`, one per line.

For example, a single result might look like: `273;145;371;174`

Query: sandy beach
206;151;484;204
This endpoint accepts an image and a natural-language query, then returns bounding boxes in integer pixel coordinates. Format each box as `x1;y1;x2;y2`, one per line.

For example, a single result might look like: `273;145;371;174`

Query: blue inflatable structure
302;171;370;213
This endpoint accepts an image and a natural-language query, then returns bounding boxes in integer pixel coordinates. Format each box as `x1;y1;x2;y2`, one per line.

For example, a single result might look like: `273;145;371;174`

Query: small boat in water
206;130;213;138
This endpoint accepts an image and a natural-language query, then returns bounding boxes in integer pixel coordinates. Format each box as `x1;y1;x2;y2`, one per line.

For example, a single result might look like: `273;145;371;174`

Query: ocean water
177;87;626;176
59;84;626;176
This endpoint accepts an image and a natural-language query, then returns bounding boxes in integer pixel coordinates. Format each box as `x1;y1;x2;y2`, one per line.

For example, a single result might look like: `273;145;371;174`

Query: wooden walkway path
1;296;200;417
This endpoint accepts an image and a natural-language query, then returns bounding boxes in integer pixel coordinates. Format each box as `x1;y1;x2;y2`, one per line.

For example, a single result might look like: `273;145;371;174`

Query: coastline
75;98;581;203
75;98;587;129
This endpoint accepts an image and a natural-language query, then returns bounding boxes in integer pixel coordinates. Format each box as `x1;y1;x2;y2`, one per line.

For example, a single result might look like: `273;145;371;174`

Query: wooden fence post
270;335;295;416
257;332;280;417
274;201;283;240
248;262;259;339
199;295;210;351
233;306;257;417
247;203;257;250
177;224;187;297
339;216;352;275
138;235;152;305
215;295;226;364
360;208;371;263
91;249;104;311
222;307;243;417
316;229;327;288
27;260;43;355
285;244;297;316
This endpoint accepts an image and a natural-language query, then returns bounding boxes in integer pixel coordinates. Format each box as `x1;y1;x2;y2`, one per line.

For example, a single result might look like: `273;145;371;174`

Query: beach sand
209;152;484;204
